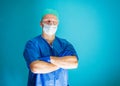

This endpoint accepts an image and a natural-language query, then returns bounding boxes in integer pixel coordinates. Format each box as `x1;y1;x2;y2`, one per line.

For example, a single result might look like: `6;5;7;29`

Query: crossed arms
30;56;78;74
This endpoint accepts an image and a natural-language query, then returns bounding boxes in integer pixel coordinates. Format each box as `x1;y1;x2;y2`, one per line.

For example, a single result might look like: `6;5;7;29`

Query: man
23;9;78;86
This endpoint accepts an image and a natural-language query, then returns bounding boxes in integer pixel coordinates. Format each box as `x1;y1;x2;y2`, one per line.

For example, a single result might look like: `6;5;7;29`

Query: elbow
30;66;40;74
72;56;78;69
67;61;78;69
29;61;49;74
73;61;78;69
30;61;40;74
31;69;38;74
67;57;78;69
30;64;39;74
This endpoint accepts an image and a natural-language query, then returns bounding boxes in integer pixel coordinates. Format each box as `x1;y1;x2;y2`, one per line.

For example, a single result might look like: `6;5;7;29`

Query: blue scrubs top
23;35;78;86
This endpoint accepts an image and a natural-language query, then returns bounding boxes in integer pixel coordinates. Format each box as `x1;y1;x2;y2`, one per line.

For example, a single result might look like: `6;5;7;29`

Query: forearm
50;56;78;69
30;60;59;74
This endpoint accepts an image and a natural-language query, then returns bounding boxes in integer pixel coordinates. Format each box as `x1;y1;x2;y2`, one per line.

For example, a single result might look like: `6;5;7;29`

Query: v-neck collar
40;35;56;48
39;35;63;55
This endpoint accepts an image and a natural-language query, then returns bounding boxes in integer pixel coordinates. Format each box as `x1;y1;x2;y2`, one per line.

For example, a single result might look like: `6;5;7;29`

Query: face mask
43;24;58;35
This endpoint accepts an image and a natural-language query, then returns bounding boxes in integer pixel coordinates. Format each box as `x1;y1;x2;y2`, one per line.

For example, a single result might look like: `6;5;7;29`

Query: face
40;14;58;27
40;14;59;36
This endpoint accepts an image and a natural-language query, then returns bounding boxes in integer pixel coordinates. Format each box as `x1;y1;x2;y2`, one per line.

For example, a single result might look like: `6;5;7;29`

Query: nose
48;21;54;25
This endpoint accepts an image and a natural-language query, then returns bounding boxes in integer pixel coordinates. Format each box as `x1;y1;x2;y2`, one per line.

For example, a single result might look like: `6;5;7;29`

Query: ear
40;21;43;28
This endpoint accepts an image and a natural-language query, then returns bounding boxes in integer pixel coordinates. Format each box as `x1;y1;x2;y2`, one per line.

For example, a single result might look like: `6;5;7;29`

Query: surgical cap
41;9;59;20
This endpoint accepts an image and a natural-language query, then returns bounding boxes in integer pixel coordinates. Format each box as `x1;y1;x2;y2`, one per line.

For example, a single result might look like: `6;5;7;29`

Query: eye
48;20;50;23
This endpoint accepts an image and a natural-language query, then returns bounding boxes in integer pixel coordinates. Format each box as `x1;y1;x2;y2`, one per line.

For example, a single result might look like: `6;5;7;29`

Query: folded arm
30;60;59;74
50;56;78;69
29;55;78;74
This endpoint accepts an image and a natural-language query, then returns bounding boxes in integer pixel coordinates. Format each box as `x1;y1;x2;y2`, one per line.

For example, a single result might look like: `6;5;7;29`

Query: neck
42;33;55;45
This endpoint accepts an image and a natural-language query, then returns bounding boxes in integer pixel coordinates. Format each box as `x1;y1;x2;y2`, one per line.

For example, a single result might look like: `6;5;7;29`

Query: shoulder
25;35;41;47
56;36;72;46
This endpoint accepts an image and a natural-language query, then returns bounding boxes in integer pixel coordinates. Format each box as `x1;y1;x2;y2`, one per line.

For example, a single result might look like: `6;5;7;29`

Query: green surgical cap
41;9;59;20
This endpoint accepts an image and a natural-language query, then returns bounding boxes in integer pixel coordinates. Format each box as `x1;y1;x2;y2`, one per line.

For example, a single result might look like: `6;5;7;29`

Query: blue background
0;0;120;86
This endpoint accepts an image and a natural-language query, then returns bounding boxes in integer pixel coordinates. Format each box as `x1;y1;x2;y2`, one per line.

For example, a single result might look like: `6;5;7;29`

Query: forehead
43;14;58;20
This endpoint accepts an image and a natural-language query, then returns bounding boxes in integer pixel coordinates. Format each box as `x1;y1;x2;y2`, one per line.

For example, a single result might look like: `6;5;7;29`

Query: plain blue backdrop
0;0;120;86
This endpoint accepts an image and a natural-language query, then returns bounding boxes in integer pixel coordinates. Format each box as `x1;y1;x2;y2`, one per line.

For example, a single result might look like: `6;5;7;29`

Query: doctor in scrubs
23;9;79;86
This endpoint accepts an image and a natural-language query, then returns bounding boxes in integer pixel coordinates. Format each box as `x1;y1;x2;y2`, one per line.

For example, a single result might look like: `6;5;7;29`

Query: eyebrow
43;19;58;21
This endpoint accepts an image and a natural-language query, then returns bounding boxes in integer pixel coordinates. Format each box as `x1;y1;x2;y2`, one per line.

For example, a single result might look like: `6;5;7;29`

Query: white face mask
43;24;58;35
